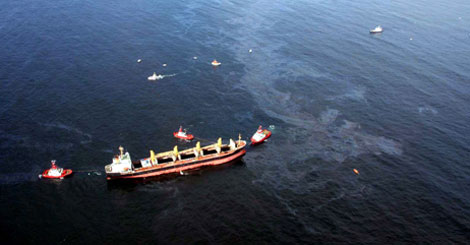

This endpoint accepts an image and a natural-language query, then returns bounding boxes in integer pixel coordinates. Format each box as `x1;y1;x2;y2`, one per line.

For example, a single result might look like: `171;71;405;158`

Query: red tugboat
251;125;272;145
105;136;246;180
39;160;73;179
173;126;194;140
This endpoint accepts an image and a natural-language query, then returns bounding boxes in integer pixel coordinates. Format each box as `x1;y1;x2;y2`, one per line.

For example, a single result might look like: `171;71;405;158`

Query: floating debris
249;49;253;53
353;169;359;175
137;59;142;63
162;63;167;67
269;125;275;130
193;56;198;60
410;37;413;41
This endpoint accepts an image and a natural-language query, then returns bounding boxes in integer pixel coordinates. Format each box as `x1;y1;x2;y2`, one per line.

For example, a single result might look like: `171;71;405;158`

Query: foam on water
418;106;438;115
153;73;177;80
326;87;368;103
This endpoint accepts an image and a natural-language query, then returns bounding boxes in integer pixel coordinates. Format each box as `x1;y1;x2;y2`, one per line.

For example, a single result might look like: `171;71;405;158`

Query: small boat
137;59;142;63
148;72;164;80
39;160;73;179
251;125;272;145
105;137;247;180
173;126;194;140
370;25;383;33
211;59;221;66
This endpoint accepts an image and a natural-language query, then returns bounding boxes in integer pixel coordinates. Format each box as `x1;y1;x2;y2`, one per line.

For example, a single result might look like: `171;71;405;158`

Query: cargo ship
105;136;246;180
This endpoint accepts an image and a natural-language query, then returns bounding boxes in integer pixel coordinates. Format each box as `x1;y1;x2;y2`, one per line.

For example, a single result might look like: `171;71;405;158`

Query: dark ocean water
1;0;470;243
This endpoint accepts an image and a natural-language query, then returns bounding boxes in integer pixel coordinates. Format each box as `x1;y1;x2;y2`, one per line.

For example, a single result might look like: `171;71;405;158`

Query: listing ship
105;137;246;180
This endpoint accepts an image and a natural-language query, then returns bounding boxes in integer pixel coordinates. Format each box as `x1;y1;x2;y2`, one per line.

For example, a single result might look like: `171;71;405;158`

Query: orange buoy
353;169;359;175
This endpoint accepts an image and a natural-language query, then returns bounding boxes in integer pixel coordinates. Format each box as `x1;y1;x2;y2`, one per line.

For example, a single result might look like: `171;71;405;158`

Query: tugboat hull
40;169;73;179
251;126;272;145
251;131;272;145
173;132;194;140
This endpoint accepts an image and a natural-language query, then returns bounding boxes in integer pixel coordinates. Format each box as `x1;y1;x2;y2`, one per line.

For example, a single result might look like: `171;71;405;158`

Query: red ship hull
173;132;194;140
251;131;272;145
107;145;246;180
41;169;73;179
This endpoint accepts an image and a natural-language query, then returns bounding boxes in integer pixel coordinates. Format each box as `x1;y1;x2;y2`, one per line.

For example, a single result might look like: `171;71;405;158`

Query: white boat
148;72;164;81
370;25;383;33
211;60;221;66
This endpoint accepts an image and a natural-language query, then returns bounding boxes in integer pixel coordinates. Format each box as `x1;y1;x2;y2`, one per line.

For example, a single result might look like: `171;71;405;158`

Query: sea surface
1;0;469;243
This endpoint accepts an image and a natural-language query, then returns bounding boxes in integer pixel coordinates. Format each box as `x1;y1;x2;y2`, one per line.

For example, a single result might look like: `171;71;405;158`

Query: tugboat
370;25;383;33
251;125;272;145
173;126;194;140
105;136;247;180
39;160;73;179
211;59;221;66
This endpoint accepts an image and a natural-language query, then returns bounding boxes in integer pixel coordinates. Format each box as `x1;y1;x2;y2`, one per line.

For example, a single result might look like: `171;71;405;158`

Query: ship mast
119;146;124;158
